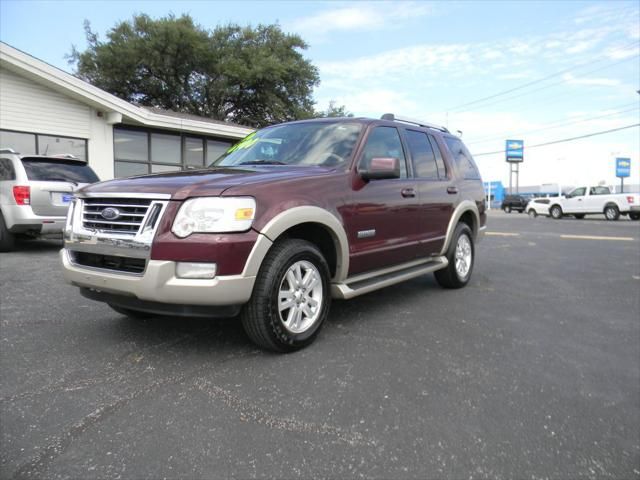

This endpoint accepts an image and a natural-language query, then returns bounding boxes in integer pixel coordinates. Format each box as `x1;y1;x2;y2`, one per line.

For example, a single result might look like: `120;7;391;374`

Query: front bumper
60;249;255;306
3;205;66;233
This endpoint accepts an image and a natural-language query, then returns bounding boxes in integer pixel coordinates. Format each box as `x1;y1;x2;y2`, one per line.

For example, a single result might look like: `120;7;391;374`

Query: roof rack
380;113;449;133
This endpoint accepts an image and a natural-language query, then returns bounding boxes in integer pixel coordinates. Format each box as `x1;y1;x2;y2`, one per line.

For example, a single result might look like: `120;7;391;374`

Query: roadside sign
506;139;524;163
616;157;631;178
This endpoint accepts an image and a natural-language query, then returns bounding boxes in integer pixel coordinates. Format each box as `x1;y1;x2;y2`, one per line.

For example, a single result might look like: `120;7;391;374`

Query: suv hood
79;166;337;200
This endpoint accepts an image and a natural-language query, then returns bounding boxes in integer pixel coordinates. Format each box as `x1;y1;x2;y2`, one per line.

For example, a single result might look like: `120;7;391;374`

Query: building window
151;133;181;164
206;139;230;165
1;129;87;160
184;137;204;167
0;130;36;155
113;127;234;178
38;135;87;160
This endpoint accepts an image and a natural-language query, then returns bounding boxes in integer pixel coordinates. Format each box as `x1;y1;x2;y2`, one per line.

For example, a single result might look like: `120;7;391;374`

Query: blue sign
506;139;524;163
616;157;631;178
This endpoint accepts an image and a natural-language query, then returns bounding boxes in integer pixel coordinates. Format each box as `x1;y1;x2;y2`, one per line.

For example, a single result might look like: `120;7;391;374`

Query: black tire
550;205;563;219
434;223;474;289
630;212;640;221
527;209;537;218
604;205;620;221
0;212;15;252
504;206;512;213
240;238;331;352
109;304;154;319
574;214;585;219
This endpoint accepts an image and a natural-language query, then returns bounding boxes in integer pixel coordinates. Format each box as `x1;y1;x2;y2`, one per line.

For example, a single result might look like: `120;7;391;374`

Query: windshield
21;158;99;184
212;122;362;168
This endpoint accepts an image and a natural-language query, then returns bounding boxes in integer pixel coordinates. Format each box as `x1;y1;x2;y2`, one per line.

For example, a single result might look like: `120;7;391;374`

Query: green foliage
315;101;354;118
69;15;320;127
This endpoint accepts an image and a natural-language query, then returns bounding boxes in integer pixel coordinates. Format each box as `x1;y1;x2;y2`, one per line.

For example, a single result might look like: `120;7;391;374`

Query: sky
1;0;639;189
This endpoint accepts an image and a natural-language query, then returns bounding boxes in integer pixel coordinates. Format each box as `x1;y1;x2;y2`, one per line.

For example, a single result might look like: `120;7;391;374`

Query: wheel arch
439;201;480;256
242;206;349;282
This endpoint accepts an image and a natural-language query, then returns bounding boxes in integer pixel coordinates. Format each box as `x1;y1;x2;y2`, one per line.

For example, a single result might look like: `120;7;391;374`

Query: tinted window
359;126;407;178
0;158;16;180
114;129;148;161
0;130;36;155
429;134;447;179
37;135;87;161
444;137;480;179
21;159;99;183
207;139;232;164
184;137;204;167
151;133;181;164
590;186;611;195
405;130;438;179
115;161;148;178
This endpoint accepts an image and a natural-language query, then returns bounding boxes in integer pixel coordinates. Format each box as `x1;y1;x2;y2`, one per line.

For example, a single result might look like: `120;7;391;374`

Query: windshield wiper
48;177;78;185
238;160;287;166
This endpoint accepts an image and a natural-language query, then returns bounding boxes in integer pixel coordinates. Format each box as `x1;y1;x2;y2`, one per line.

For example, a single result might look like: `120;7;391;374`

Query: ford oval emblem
100;207;120;220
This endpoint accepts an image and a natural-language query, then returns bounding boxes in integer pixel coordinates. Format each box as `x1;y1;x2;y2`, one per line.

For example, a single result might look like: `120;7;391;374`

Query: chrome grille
82;197;153;234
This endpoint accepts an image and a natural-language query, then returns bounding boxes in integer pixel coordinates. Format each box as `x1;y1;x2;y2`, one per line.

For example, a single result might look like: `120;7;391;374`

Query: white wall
0;67;114;180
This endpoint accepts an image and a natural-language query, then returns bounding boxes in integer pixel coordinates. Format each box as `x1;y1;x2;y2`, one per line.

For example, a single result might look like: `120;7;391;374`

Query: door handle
447;186;458;194
401;188;416;198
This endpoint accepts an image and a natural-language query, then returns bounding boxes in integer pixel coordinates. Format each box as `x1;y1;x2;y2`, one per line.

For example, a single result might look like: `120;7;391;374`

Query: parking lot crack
194;379;377;447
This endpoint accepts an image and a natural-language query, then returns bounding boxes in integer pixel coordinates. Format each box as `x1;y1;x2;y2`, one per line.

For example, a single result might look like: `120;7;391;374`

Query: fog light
176;262;217;279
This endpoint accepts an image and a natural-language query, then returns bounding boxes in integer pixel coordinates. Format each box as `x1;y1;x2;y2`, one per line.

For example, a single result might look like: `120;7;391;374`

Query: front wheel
550;205;563;219
504;206;512;213
528;209;537;218
435;223;474;289
604;205;620;221
241;239;331;352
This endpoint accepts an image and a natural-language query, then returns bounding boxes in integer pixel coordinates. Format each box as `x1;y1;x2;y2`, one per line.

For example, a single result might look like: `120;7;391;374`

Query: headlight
171;197;256;238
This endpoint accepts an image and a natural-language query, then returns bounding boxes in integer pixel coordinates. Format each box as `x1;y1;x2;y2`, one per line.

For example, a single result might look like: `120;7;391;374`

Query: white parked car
526;198;551;218
548;186;640;221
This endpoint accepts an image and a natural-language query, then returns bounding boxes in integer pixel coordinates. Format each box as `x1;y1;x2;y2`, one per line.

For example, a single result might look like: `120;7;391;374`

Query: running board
331;256;448;300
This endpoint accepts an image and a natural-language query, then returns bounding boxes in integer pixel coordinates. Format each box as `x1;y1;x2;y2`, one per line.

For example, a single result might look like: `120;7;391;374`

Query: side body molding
439;200;482;256
241;206;350;282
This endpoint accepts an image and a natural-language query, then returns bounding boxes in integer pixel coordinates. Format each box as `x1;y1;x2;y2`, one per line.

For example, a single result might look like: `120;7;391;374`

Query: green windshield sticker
227;132;260;153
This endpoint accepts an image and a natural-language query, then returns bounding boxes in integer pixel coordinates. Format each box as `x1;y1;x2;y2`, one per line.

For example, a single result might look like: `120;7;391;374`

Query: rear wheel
604;205;620;221
504;206;512;213
630;212;640;221
241;239;331;352
108;304;154;319
528;209;537;218
0;212;15;252
550;205;563;219
435;223;474;289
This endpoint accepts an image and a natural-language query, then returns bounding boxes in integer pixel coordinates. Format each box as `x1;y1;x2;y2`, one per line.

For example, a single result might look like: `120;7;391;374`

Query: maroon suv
61;114;486;351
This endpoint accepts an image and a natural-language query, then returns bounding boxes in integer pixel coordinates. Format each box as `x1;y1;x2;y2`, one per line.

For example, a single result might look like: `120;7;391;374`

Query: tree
69;15;320;127
315;101;354;118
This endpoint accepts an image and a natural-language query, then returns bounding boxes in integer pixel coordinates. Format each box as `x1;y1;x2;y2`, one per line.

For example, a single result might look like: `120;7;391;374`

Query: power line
465;103;640;145
472;123;640;157
447;40;640;112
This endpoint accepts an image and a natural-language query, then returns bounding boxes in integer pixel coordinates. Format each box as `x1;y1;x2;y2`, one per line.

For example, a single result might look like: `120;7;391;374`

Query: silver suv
0;149;100;251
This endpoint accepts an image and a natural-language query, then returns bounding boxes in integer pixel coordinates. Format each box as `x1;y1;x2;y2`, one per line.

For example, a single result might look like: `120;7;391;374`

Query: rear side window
20;159;99;183
405;130;438;179
0;158;16;180
429;134;447;179
443;137;481;180
359;127;408;178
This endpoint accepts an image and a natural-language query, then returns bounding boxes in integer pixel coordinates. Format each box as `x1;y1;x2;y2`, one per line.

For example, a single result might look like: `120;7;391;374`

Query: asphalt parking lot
1;211;639;479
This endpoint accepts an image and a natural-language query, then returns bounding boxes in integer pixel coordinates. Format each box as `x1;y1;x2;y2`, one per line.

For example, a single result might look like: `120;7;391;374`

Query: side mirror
360;157;400;181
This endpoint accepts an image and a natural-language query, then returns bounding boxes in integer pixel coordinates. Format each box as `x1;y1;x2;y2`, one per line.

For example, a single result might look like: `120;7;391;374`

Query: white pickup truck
548;186;640;221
